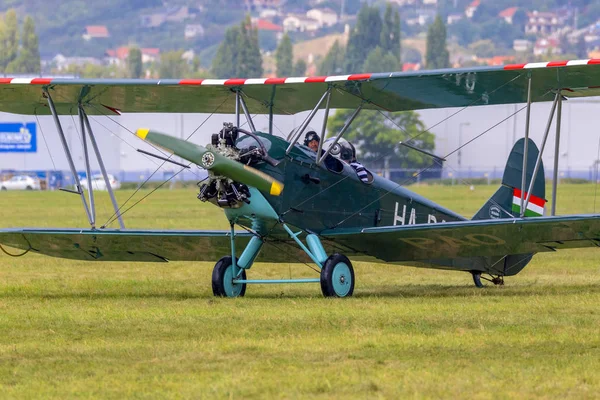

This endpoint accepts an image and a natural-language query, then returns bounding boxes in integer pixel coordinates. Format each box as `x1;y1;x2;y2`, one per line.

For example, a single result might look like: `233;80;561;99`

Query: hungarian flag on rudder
511;188;546;217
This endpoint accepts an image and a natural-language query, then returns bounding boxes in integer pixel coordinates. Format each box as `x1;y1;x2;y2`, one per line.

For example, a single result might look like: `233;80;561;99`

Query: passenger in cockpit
346;143;370;183
326;138;371;183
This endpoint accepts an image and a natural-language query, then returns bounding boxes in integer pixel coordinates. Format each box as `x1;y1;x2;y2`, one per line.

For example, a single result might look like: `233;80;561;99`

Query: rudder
472;138;547;221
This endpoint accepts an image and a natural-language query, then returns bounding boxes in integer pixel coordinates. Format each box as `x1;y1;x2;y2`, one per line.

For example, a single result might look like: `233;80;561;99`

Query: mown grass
0;184;599;399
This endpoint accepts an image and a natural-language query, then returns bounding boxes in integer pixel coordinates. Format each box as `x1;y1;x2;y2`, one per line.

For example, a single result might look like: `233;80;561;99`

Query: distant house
141;13;167;28
283;14;320;33
465;0;480;19
306;8;338;28
82;25;109;41
402;63;421;72
185;24;205;39
105;47;161;66
259;9;279;19
479;55;516;66
526;11;565;35
253;18;283;32
52;54;102;71
533;37;561;56
423;0;437;4
513;39;532;52
182;49;195;63
498;7;518;24
251;0;281;8
447;14;463;25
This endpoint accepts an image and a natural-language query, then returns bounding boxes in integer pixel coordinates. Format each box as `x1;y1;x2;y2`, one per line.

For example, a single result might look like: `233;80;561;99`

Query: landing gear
471;272;505;288
472;272;484;288
320;253;355;298
212;256;247;297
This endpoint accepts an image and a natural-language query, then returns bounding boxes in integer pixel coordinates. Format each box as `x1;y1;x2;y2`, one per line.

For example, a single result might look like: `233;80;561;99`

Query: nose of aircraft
135;128;284;196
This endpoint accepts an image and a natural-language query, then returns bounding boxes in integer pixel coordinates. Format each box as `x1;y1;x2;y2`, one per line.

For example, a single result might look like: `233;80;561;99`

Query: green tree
380;3;401;62
237;15;263;78
469;39;496;58
327;109;433;169
0;9;19;72
275;33;293;76
127;47;143;78
293;59;306;76
362;47;399;73
425;15;450;70
344;4;382;73
318;40;345;75
159;51;189;78
212;26;241;78
12;16;40;74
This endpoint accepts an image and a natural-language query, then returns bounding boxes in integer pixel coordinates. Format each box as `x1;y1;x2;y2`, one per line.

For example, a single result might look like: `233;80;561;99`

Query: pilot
304;131;341;171
304;131;320;152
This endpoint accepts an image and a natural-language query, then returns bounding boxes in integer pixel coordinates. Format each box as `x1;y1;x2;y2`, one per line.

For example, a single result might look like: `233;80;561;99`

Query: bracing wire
280;73;526;215
102;95;232;228
34;112;57;171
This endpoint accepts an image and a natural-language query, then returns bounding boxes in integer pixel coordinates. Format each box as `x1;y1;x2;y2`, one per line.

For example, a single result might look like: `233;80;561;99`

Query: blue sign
0;122;36;152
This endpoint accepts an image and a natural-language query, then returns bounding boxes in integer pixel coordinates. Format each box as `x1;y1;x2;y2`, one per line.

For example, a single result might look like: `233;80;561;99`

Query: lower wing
0;228;298;263
320;214;600;262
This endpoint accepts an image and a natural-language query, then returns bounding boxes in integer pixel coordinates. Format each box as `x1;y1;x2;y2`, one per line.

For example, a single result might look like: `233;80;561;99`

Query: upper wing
320;214;600;262
0;228;307;263
2;59;600;115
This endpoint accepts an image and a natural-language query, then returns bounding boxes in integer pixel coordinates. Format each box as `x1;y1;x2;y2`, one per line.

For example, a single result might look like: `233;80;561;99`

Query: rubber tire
1;187;6;191
320;253;355;298
471;271;484;288
25;186;32;190
211;256;247;297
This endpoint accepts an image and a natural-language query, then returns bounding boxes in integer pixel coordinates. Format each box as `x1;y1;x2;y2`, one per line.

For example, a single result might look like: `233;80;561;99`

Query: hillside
0;0;246;58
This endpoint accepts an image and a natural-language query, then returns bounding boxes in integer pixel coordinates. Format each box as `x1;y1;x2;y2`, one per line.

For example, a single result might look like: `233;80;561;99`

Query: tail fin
473;138;547;221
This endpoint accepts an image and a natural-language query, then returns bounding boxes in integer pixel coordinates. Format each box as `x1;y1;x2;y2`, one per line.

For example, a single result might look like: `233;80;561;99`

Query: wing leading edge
2;59;600;115
0;228;306;263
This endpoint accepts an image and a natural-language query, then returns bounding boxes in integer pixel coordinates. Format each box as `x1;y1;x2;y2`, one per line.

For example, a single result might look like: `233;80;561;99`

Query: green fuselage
230;132;464;237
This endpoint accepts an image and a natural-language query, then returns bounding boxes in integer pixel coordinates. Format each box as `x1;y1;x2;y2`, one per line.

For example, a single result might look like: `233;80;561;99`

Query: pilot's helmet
323;137;354;162
303;131;320;146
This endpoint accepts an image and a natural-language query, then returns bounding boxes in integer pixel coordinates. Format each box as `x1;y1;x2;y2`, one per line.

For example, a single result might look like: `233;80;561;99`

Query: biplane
1;59;600;297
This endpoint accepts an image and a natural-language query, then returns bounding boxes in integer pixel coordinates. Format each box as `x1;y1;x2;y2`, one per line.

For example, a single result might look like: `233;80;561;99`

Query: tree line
0;9;41;74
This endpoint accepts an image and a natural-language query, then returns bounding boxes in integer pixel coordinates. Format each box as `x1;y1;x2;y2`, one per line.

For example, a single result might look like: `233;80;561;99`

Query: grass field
1;184;599;398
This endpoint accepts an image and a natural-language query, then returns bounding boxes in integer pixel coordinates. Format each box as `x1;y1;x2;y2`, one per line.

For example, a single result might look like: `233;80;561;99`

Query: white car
0;175;41;190
80;174;121;191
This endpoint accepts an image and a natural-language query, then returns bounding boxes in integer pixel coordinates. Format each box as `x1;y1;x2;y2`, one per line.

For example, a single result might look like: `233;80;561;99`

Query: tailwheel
471;272;504;288
320;253;355;298
212;256;247;297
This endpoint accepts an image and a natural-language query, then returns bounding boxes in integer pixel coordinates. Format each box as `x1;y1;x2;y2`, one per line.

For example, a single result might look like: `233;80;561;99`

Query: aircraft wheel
320;253;354;298
471;272;484;288
211;256;246;298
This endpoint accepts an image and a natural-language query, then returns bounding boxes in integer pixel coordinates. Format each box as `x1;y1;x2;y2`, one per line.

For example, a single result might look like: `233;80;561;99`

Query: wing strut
81;106;125;229
523;91;559;214
520;74;532;216
239;92;256;132
45;89;94;227
318;103;363;164
286;87;332;154
551;94;563;216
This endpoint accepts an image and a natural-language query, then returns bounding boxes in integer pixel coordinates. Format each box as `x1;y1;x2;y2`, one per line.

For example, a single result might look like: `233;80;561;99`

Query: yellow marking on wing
136;128;149;140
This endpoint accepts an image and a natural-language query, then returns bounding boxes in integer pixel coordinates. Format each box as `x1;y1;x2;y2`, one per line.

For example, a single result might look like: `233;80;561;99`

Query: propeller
136;129;284;196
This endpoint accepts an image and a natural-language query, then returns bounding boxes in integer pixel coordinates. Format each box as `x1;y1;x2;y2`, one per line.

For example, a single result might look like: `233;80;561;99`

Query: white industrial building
1;97;599;182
